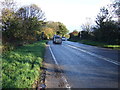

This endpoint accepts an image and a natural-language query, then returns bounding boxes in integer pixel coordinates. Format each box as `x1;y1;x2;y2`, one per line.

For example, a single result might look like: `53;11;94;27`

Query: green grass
2;41;46;88
103;45;120;49
79;40;106;46
69;39;120;50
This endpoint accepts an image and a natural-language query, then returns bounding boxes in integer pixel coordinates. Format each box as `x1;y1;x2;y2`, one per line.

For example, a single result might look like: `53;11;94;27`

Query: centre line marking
66;44;120;66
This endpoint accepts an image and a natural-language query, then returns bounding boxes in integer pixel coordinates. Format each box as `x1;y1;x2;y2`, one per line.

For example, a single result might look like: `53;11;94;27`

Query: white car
62;37;67;41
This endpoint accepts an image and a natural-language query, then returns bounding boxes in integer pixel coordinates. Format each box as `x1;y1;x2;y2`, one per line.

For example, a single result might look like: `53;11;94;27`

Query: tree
57;22;69;36
69;30;79;39
1;5;18;43
16;4;46;43
93;6;119;44
29;4;46;21
93;7;110;41
41;27;54;39
80;31;89;39
64;34;70;39
72;30;79;36
95;7;111;28
46;21;59;33
112;0;120;23
81;18;93;34
45;21;69;36
17;4;46;21
1;0;46;48
0;0;16;10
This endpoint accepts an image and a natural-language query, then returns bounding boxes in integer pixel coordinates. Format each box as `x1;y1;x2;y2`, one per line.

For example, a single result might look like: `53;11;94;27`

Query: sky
1;0;113;32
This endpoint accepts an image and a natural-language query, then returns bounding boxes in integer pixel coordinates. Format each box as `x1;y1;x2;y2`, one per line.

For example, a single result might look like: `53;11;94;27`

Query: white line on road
66;44;120;66
49;45;71;89
49;45;58;65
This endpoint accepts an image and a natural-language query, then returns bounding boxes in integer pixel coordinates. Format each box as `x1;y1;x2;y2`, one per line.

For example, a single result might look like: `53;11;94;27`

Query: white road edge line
66;44;120;66
49;45;71;89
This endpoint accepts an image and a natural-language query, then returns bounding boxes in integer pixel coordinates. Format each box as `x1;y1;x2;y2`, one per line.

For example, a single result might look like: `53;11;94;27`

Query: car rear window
55;37;60;38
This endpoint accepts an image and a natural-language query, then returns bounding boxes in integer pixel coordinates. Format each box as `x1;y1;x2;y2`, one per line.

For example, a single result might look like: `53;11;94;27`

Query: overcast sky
1;0;113;32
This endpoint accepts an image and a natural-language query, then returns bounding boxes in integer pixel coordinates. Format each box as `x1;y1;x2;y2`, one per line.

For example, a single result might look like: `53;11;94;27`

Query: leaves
2;41;46;88
1;1;46;48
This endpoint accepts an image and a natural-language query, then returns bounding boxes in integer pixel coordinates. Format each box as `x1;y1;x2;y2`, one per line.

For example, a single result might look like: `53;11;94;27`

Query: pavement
43;41;120;89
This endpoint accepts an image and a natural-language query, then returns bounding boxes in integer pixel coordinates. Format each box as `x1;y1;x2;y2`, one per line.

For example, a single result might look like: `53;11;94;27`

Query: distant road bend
44;41;120;88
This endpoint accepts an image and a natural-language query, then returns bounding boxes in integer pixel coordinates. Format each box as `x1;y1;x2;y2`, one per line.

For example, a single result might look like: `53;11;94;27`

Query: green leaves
58;22;69;36
2;41;46;88
44;21;69;39
2;2;46;49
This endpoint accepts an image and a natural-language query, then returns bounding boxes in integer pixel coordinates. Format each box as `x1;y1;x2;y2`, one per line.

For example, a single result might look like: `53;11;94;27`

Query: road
43;41;120;88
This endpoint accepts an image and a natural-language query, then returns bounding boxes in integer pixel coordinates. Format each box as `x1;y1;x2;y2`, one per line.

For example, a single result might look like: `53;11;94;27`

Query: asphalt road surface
43;41;120;89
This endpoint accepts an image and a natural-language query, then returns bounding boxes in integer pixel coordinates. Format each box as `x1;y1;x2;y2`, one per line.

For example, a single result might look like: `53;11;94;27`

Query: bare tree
0;0;16;11
81;18;92;33
30;4;46;21
17;4;46;21
112;0;120;23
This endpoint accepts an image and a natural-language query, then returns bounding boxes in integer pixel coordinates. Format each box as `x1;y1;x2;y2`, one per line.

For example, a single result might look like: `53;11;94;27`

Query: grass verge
2;40;47;88
69;39;120;50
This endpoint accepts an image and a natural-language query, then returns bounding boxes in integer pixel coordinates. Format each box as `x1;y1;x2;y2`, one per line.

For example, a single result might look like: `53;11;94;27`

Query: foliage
64;34;70;39
80;31;92;40
95;7;111;26
70;3;120;46
112;0;120;22
92;7;120;44
41;27;54;39
69;30;79;39
77;6;120;45
57;22;69;36
46;21;59;32
1;0;69;52
69;39;120;50
2;41;46;88
44;21;69;39
94;21;119;43
1;0;46;51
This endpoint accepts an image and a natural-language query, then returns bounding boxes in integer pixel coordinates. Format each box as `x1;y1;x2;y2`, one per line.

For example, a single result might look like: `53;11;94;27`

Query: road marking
66;44;120;66
49;45;58;65
49;45;71;89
